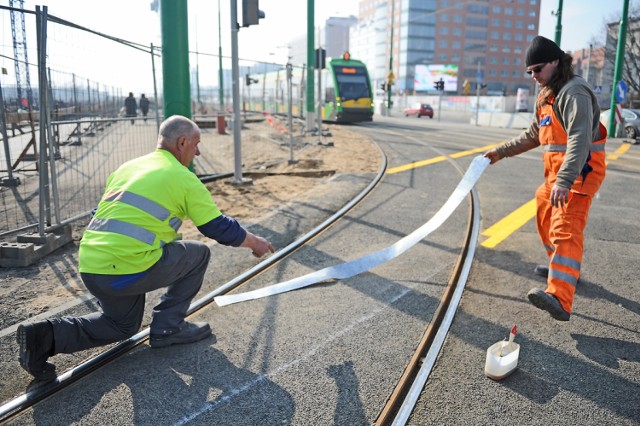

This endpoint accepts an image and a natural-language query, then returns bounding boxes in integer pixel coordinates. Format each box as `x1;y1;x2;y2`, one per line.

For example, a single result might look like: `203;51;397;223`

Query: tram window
325;87;335;102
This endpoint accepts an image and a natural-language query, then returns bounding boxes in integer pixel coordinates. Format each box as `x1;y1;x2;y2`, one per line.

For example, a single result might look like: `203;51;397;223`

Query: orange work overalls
535;97;606;313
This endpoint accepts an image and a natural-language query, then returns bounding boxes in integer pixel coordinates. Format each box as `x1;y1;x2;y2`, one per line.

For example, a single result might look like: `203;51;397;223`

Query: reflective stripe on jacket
79;150;221;275
537;97;606;196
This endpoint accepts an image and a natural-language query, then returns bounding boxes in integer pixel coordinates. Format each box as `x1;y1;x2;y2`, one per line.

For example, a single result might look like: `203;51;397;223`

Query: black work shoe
527;288;571;321
16;322;57;381
534;265;549;278
150;322;213;349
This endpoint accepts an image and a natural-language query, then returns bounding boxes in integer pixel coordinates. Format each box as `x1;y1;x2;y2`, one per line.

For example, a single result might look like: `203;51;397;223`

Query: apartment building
351;0;541;95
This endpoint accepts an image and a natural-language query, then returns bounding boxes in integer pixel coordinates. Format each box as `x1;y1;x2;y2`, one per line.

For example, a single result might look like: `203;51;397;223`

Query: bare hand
483;149;501;165
550;185;570;208
241;233;275;258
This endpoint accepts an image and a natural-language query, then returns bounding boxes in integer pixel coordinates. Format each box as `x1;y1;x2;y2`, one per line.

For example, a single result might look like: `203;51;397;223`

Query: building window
513;71;520;77
501;70;509;77
454;15;463;23
514;58;521;65
490;44;498;51
452;41;462;49
440;27;449;34
439;54;448;61
504;20;512;28
502;57;510;65
503;32;512;40
502;45;511;52
491;31;500;40
505;7;513;15
528;23;535;30
490;56;497;64
452;54;461;61
529;10;536;17
453;28;463;36
467;17;489;27
493;6;501;13
517;8;525;16
489;69;497;76
441;13;449;22
492;19;500;26
440;40;448;48
516;20;524;29
515;46;522;53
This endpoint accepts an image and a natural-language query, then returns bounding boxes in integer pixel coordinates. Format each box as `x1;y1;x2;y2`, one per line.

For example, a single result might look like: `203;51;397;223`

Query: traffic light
380;82;387;92
315;48;326;69
242;0;265;27
433;79;444;91
245;75;258;86
463;79;470;95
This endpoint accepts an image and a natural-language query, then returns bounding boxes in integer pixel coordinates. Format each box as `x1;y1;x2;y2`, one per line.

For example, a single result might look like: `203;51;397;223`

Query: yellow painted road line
481;198;537;248
482;142;632;249
606;143;630;161
386;144;496;174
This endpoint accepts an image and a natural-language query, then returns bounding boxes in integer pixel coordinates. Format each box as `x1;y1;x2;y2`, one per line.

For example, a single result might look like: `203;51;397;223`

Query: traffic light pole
608;0;630;138
554;0;563;45
386;0;395;114
230;0;250;184
306;0;315;130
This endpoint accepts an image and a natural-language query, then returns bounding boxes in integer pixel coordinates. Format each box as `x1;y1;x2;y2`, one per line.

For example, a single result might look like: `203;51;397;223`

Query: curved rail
0;144;388;422
374;137;483;425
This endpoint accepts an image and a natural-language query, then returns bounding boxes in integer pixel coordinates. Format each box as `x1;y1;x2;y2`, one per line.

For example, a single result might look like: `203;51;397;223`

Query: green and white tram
319;53;374;123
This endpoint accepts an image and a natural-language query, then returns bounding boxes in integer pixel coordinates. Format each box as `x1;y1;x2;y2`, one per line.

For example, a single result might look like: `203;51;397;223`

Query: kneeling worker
17;115;274;381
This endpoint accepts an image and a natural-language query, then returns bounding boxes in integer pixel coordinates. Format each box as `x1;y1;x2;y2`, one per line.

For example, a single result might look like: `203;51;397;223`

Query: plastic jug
484;325;520;380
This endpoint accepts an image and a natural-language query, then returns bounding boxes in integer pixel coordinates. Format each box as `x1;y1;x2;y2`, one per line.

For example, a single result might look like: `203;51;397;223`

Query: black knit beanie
525;36;565;66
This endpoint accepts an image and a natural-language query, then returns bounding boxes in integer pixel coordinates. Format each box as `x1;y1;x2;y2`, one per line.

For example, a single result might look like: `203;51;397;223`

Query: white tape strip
215;155;490;307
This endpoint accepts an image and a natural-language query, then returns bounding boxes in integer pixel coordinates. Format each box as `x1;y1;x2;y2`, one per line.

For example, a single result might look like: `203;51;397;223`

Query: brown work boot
527;288;570;321
16;321;57;381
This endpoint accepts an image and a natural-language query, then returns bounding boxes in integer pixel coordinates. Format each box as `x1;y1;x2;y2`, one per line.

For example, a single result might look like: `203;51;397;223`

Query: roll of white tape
215;155;490;307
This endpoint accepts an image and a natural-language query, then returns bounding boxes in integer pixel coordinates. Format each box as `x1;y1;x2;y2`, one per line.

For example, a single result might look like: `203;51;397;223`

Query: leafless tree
604;4;640;99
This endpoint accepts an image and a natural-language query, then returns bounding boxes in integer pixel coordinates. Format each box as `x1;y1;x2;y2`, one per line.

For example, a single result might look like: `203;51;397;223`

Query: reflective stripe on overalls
87;190;183;246
535;96;606;313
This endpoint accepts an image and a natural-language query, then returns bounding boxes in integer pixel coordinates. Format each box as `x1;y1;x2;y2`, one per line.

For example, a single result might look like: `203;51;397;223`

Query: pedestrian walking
16;115;275;381
125;92;137;125
484;36;606;321
139;94;150;122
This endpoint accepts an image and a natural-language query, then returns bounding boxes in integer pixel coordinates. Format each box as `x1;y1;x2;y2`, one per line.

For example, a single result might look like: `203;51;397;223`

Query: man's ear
177;136;186;150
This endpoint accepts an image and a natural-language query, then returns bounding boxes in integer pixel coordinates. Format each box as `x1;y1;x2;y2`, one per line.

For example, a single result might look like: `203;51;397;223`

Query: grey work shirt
495;76;601;189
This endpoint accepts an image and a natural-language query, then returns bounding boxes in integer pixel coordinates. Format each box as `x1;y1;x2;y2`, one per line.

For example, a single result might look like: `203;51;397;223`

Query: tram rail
1;134;482;424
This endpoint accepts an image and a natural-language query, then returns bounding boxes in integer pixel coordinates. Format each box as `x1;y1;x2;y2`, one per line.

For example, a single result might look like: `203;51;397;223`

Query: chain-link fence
1;4;306;241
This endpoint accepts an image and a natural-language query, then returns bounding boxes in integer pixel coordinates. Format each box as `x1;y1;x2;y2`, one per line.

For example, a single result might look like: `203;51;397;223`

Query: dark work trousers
50;240;211;354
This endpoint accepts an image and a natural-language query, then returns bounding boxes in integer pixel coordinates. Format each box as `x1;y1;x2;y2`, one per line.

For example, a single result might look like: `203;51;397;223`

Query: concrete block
1;224;73;267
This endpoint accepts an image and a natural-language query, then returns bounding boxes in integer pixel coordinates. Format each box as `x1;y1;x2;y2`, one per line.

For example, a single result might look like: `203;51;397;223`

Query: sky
0;0;636;91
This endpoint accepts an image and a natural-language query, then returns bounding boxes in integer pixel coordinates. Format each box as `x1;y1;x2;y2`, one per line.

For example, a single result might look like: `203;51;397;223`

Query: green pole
554;0;563;46
218;0;224;110
608;0;630;138
160;0;191;119
387;0;394;112
306;0;315;121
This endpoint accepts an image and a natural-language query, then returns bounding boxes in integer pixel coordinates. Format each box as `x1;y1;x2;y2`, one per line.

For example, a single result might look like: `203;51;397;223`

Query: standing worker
139;94;150;122
484;36;606;321
125;92;137;125
16;115;275;381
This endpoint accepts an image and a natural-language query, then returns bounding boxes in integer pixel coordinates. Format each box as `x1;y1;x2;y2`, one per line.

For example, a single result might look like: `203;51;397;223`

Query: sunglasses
526;62;548;75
